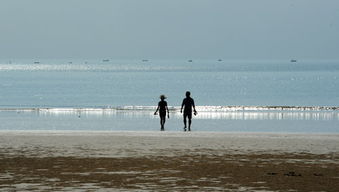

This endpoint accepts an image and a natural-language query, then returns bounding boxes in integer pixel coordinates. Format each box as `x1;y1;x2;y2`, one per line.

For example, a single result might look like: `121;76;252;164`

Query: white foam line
0;105;338;112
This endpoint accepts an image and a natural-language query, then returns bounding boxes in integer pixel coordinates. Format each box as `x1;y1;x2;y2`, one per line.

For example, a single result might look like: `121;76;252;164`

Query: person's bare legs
160;116;165;131
188;118;192;131
183;114;187;131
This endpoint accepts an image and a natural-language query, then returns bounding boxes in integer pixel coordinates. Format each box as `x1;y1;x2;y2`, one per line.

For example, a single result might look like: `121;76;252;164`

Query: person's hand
180;109;182;113
154;112;157;115
194;110;197;116
167;114;170;119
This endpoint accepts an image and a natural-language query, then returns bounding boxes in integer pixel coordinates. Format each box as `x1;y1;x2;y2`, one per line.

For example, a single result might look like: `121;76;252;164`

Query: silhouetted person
181;91;197;131
154;95;169;131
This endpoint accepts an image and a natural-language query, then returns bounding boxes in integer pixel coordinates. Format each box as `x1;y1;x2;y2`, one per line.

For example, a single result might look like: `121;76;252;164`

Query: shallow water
0;109;338;133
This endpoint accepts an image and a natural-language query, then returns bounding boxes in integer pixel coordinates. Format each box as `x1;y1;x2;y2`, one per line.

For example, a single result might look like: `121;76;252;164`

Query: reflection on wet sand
194;111;339;120
1;107;338;133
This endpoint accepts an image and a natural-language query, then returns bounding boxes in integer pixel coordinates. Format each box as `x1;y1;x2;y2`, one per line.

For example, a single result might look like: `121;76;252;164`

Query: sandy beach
0;131;338;191
2;0;339;191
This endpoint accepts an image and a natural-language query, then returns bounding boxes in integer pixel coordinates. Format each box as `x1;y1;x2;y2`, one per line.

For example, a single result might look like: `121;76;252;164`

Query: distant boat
68;61;73;64
102;59;110;62
34;61;40;64
290;59;297;63
142;59;149;62
188;60;193;62
218;59;222;62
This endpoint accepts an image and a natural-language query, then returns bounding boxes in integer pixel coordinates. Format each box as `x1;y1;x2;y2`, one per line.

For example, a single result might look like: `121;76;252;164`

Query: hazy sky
1;0;338;60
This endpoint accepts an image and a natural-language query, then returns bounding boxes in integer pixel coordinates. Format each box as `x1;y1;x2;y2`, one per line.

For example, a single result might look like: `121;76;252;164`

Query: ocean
0;59;338;133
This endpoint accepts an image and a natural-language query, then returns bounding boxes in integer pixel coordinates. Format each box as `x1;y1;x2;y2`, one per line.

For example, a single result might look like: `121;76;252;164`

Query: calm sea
0;59;338;132
1;59;339;107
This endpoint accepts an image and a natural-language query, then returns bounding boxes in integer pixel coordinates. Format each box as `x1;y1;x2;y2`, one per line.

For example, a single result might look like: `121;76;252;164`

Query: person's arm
180;99;184;113
154;104;159;115
166;105;169;118
192;99;197;115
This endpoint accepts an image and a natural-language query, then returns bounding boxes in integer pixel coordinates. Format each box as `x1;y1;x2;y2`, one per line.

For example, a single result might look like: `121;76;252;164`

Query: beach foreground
0;131;338;191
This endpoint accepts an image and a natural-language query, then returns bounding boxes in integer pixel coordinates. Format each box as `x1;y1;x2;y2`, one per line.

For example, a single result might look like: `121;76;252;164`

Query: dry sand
0;131;338;191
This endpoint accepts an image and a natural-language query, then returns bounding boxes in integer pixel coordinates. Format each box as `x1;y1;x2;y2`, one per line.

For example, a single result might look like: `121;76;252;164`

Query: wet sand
0;131;338;191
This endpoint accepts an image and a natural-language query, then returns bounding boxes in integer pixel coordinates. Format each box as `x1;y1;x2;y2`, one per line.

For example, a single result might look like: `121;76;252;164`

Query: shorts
159;111;166;118
183;112;192;119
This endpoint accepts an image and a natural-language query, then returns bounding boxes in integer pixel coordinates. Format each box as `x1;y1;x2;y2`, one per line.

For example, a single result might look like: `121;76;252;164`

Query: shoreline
1;129;339;134
1;130;339;142
2;130;339;139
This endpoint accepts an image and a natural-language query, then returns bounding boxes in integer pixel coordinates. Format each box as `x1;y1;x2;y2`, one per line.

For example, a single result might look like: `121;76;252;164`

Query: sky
0;0;338;60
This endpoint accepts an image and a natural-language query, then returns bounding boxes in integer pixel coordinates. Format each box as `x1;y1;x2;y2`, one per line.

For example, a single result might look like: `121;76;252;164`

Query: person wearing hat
154;95;169;131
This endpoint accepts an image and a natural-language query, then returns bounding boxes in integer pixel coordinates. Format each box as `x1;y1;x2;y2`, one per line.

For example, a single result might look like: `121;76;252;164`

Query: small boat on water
34;61;40;64
142;59;149;62
188;60;193;62
102;59;110;62
290;59;297;63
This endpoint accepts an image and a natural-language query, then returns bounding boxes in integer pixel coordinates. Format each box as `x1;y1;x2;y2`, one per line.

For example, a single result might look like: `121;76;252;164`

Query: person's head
185;91;191;98
160;95;166;101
